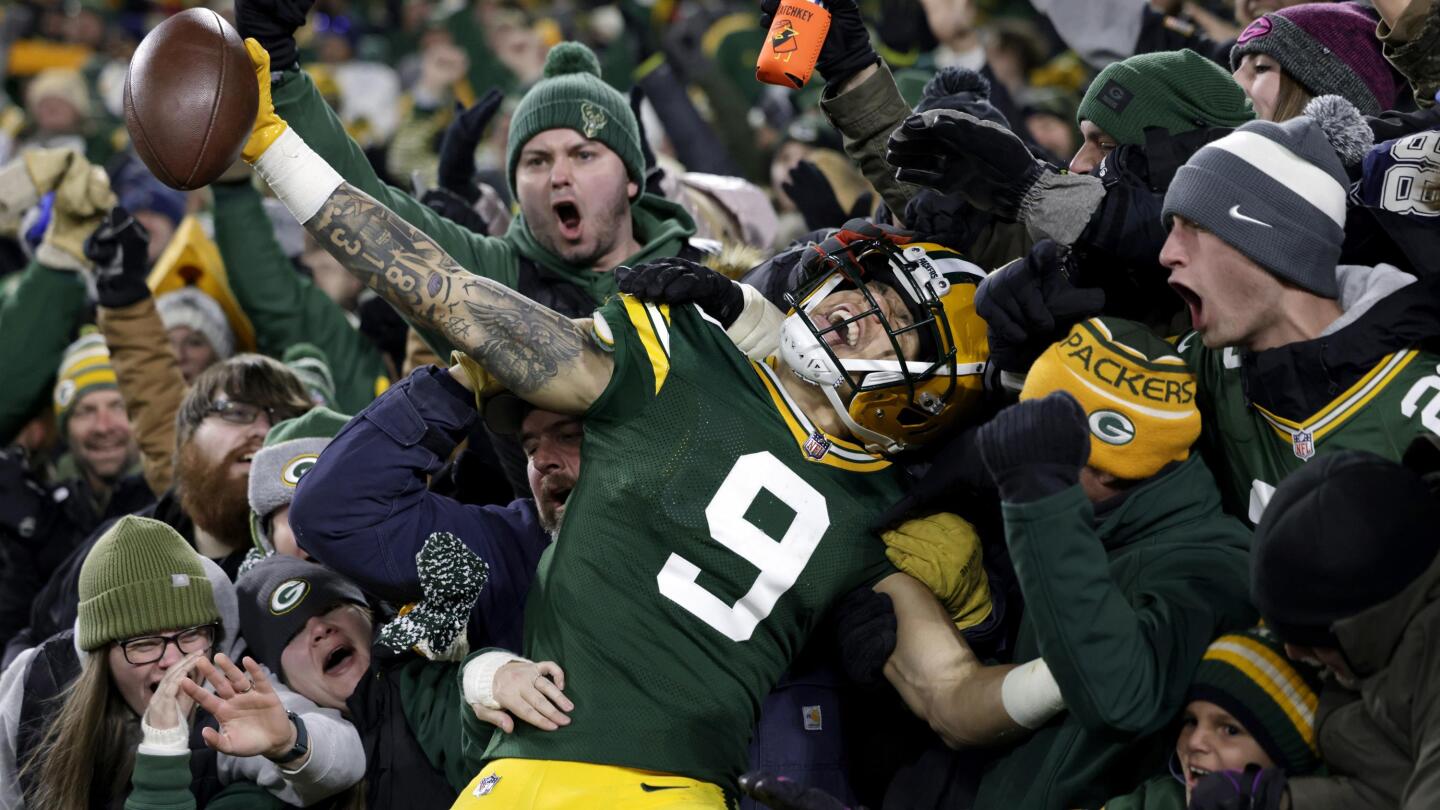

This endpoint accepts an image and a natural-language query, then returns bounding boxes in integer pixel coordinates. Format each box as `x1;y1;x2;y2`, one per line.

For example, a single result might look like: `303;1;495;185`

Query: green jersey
485;296;903;793
1180;331;1440;524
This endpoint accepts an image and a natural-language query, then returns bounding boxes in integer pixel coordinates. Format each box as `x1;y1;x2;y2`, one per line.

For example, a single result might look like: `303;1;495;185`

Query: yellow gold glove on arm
882;512;993;631
449;351;506;411
242;38;342;226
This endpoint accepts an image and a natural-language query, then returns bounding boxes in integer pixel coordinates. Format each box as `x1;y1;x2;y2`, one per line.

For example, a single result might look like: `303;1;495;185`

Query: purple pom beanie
1231;3;1401;116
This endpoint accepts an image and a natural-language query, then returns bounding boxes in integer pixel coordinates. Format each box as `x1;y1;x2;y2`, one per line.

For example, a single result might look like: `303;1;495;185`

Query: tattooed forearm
305;183;607;399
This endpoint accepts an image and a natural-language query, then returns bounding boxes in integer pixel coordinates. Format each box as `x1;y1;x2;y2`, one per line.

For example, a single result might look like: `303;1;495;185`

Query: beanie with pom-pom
505;41;645;198
1161;95;1371;299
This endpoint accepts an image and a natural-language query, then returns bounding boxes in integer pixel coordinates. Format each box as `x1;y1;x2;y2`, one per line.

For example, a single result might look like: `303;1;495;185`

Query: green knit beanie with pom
1077;49;1255;147
77;515;220;651
506;41;645;198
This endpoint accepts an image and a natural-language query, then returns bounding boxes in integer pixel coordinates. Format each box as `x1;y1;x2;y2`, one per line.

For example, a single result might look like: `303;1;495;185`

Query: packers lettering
1064;335;1194;405
779;3;814;21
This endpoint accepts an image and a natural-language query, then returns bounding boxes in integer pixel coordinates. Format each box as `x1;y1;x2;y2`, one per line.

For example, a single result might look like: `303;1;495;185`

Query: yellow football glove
449;350;506;410
242;38;289;164
883;512;993;631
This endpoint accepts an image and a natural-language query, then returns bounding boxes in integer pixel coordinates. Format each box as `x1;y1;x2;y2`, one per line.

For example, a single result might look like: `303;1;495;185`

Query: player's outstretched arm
877;572;1061;748
239;39;611;414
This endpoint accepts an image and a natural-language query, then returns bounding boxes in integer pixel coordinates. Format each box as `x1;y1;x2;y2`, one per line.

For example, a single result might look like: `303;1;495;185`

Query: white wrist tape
1001;658;1067;729
725;282;785;362
251;127;344;226
463;651;531;710
138;717;190;756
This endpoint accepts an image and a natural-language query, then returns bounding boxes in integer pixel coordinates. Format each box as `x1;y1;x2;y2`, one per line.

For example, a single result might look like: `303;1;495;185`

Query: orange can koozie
756;0;832;89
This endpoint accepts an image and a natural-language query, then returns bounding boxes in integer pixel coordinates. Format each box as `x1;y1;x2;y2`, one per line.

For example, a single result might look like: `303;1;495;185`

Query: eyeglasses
206;400;299;427
117;624;217;665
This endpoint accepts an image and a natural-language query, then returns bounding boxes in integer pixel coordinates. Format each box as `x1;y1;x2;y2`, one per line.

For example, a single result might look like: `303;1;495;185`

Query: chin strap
818;380;903;455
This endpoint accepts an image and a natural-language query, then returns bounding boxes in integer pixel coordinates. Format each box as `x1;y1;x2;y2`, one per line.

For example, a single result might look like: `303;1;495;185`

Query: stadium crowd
0;0;1437;807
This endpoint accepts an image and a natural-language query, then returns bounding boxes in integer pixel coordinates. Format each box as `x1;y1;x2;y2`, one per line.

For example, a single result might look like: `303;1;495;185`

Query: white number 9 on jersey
657;452;829;642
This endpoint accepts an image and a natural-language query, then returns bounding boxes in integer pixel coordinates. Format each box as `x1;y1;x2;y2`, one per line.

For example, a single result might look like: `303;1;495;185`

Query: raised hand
234;0;316;72
974;240;1105;374
85;206;152;308
616;258;746;327
143;650;207;733
181;653;296;759
886;109;1044;219
436;89;505;201
759;0;878;86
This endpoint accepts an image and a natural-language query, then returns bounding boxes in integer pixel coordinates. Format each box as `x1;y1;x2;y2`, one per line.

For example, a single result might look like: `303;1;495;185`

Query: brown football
124;9;258;191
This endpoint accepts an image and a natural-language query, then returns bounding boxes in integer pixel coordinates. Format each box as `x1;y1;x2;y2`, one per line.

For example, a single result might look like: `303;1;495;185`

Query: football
123;8;257;191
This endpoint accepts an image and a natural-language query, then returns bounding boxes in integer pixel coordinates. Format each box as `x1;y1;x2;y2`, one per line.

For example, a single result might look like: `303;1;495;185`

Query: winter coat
0;261;88;443
96;295;188;495
270;68;698;356
1102;775;1187;810
0;448;153;655
973;455;1255;810
1287;551;1440;809
1181;265;1440;525
211;181;390;414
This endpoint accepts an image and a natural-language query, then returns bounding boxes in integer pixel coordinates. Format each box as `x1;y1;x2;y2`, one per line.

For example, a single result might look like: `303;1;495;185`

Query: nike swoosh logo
640;784;690;792
1228;205;1272;228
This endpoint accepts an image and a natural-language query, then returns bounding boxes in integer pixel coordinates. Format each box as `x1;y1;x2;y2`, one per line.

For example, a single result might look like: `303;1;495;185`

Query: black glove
739;772;860;810
974;239;1106;374
436;90;505;204
903;190;989;256
886;109;1045;220
84;207;151;309
831;586;896;686
234;0;315;72
873;423;992;528
422;186;489;236
976;392;1090;503
783;160;872;231
615;258;745;327
760;0;879;86
1189;765;1289;810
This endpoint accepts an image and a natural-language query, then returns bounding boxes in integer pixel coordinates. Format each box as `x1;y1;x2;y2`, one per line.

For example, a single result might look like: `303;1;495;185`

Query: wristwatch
270;711;309;765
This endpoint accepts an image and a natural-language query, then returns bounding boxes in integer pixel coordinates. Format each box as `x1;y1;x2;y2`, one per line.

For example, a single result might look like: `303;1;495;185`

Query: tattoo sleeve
304;183;612;409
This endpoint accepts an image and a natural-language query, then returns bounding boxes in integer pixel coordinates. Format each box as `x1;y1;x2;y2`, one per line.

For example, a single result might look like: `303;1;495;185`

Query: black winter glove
873;423;992;528
831;586;896;686
973;239;1106;374
436;90;505;204
783;160;873;231
760;0;879;86
234;0;315;72
1189;765;1289;810
422;186;489;236
886;109;1045;220
615;258;745;327
903;190;989;256
976;392;1090;503
739;772;861;810
84;207;152;309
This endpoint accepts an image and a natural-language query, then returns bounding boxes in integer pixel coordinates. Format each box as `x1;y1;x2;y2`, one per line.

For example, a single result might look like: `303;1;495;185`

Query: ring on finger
236;678;254;694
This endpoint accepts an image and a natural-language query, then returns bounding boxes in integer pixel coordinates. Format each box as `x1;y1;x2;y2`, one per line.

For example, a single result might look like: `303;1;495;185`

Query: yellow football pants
451;759;731;809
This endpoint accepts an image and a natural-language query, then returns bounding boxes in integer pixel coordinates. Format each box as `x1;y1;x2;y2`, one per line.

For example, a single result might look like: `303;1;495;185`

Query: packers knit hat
248;406;351;549
77;515;220;651
1163;95;1373;299
1231;4;1400;117
505;42;645;198
237;555;367;678
1252;450;1440;648
156;287;236;361
1189;626;1324;776
54;329;119;424
1077;50;1255;147
1020;318;1199;480
282;343;338;408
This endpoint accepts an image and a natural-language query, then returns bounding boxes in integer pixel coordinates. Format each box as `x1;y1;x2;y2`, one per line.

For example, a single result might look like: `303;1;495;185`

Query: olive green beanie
1077;49;1255;147
77;515;219;651
505;41;645;198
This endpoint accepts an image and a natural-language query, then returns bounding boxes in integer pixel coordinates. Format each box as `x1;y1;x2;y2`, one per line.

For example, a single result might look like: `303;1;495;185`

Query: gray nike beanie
1162;95;1373;300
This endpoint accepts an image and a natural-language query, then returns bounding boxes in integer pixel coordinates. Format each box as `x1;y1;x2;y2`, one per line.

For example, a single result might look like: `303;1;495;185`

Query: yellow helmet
778;225;989;453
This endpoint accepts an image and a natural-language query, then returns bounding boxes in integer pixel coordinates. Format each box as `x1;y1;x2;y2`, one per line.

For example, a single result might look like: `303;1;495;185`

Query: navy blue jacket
291;366;548;653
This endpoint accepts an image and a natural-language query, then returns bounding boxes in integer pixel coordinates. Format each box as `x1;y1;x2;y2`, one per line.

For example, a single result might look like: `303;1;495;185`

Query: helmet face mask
779;236;989;453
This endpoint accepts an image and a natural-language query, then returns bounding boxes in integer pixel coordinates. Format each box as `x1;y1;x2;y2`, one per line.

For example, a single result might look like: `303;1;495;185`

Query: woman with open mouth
1101;626;1323;810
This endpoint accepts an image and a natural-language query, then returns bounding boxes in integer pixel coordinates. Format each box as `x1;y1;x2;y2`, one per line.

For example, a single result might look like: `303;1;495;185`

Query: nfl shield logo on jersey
473;774;501;797
1292;429;1315;461
803;431;831;460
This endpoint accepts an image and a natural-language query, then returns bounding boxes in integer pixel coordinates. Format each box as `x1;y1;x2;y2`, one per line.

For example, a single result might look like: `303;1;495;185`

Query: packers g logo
281;453;320;488
55;379;76;409
270;579;310;615
1089;410;1136;445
